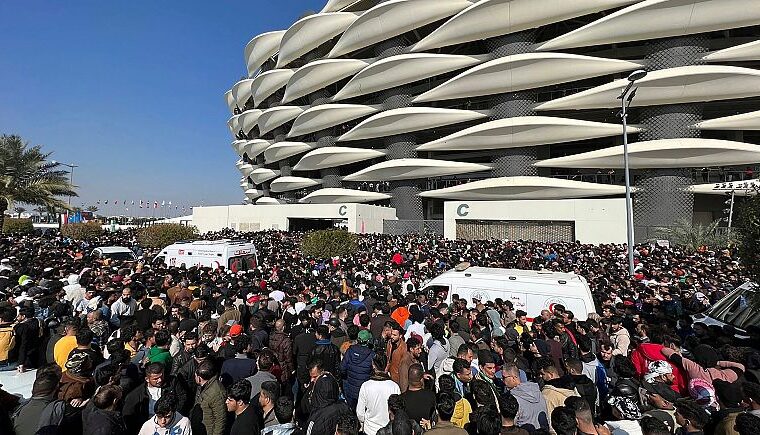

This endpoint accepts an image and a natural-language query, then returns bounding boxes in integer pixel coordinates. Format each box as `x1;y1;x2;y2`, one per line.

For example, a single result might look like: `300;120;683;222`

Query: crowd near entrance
0;229;758;435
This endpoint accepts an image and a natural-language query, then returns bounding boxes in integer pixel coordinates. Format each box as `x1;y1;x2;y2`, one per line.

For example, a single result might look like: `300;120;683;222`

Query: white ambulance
154;239;258;272
420;264;596;320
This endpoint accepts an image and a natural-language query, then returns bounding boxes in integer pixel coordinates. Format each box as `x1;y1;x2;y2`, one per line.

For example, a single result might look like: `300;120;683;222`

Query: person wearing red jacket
630;341;687;395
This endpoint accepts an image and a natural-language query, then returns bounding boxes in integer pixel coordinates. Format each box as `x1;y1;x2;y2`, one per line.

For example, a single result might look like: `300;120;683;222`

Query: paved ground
0;369;36;399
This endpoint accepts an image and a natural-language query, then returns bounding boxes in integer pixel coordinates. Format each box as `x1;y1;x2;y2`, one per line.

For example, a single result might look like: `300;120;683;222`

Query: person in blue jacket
341;329;375;408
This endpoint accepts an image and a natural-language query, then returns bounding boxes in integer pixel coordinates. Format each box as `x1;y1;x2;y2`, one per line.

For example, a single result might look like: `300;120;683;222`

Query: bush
301;229;358;259
737;193;760;301
3;218;34;234
61;221;104;240
138;224;197;248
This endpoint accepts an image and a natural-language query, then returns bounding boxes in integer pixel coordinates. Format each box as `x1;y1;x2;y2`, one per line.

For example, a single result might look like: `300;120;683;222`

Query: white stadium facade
218;0;760;242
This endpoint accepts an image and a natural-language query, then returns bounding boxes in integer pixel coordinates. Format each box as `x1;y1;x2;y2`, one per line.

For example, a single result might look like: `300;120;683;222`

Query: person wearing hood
661;343;744;383
538;358;580;432
307;372;350;435
503;362;549;432
82;385;127;435
63;274;85;307
357;353;401;435
341;329;375;406
328;318;348;349
643;361;682;404
428;322;450;374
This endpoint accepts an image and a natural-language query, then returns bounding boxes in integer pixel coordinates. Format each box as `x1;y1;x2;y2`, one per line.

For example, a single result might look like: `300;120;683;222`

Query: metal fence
383;219;444;235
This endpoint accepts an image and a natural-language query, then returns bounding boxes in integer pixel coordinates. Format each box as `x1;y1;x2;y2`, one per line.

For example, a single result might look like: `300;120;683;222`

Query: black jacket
294;331;316;386
306;375;350;435
82;402;126;435
570;374;598;415
310;340;341;377
122;377;189;434
13;318;41;367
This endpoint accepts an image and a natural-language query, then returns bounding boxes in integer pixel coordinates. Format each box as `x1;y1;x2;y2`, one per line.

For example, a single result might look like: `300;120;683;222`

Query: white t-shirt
147;385;162;415
138;412;192;435
357;379;401;435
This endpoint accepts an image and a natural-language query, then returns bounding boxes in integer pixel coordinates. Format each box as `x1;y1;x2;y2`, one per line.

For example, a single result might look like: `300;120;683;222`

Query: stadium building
219;0;760;241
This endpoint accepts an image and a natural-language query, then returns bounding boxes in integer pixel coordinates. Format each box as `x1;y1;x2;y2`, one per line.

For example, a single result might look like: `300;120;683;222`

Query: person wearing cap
341;329;376;408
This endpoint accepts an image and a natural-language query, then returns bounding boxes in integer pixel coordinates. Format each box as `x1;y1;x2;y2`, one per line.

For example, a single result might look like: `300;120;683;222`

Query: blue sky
0;0;324;214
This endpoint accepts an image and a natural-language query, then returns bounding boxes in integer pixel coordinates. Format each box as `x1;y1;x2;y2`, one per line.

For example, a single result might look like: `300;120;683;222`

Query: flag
161;200;165;207
139;200;143;208
168;201;172;206
105;200;108;204
131;200;134;205
96;200;100;205
154;201;158;208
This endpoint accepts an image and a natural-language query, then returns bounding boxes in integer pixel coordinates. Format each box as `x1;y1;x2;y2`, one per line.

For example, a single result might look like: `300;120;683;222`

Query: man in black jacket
122;361;189;434
306;373;350;435
293;312;316;389
310;325;340;377
226;379;261;435
12;307;41;372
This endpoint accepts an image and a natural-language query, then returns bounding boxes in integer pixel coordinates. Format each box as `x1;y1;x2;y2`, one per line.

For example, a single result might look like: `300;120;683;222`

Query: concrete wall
443;198;628;244
193;204;397;234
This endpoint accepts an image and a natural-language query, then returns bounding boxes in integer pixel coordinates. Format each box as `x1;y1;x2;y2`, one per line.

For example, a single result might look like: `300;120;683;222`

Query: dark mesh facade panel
486;29;536;58
384;135;417;159
320;167;342;188
639;104;703;141
492;148;539;177
646;35;709;70
634;169;695;241
390;181;424;220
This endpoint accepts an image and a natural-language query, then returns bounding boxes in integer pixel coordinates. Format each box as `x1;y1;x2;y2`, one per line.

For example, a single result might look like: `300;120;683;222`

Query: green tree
651;219;733;251
302;229;358;259
0;135;76;229
137;224;197;248
86;205;98;213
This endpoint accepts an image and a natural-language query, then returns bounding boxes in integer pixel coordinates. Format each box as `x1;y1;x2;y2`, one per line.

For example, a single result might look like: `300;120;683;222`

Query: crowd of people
0;229;758;435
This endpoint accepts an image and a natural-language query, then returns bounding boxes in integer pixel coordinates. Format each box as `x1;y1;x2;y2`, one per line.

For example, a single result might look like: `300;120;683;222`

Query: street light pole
619;69;648;277
52;161;78;207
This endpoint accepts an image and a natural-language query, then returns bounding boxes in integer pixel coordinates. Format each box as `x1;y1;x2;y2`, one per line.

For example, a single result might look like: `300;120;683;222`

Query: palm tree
86;205;98;213
13;206;26;217
0;135;77;229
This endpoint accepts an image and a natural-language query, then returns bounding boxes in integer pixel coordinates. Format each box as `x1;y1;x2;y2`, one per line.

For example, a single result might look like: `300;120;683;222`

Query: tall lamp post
619;69;648;277
52;161;78;207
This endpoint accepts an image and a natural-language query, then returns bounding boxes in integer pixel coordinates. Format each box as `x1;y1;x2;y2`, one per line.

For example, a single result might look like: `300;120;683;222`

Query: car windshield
228;254;257;273
707;285;760;330
103;252;135;261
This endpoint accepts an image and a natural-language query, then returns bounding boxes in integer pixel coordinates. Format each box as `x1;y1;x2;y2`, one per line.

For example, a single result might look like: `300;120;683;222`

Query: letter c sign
339;205;347;216
457;204;470;217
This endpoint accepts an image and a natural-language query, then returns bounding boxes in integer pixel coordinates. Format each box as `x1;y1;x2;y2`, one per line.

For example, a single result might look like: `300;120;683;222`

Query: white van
154;239;258;272
421;265;595;320
91;246;137;261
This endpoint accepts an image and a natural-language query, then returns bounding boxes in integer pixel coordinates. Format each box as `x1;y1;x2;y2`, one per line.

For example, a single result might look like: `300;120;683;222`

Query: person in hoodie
306;372;350;435
565;358;598;417
661;343;745;384
147;329;173;366
82;385;127;435
577;336;608;408
341;329;375;407
428;322;450;374
609;316;631;357
137;394;192;435
538;358;580;431
503;362;549;432
63;274;85;307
